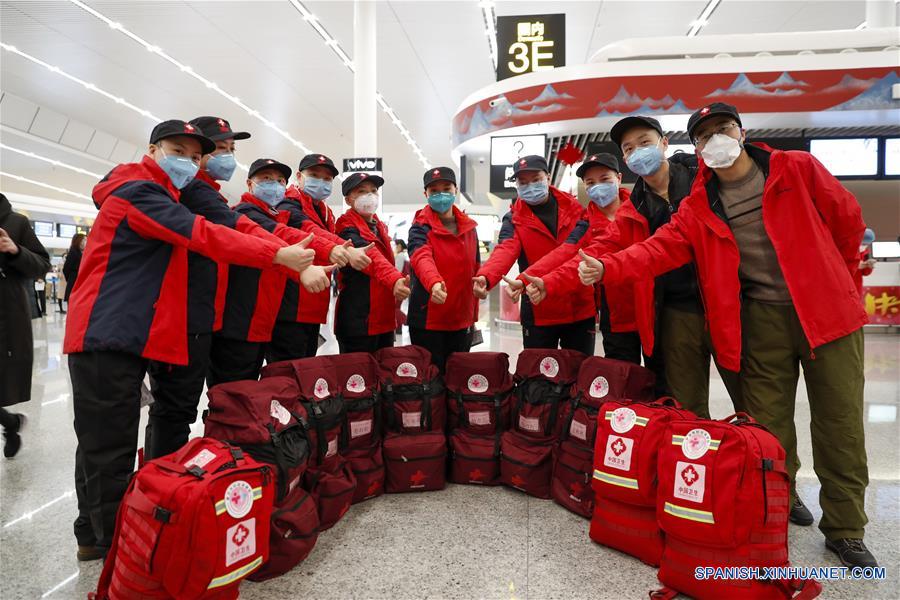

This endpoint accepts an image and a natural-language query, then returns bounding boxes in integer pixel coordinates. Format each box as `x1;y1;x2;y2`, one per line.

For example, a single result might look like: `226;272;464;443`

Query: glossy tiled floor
1;308;898;599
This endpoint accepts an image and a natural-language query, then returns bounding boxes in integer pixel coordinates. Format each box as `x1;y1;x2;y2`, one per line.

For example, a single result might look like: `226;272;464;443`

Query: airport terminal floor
1;307;897;600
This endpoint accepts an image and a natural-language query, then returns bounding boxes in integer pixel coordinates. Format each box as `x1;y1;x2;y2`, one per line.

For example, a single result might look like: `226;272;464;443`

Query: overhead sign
343;157;383;172
489;134;547;195
496;14;565;81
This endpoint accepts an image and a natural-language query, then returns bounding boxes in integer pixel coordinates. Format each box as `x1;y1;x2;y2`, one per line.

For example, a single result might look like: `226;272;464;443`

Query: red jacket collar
339;209;390;245
239;192;282;218
195;168;222;192
92;155;180;208
416;204;477;236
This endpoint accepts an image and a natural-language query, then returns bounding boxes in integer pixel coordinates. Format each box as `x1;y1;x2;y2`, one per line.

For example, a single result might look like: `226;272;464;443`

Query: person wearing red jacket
582;103;876;568
473;155;596;355
517;153;641;363
64;120;316;560
408;167;480;372
271;154;373;361
334;173;410;353
854;227;876;296
207;158;335;387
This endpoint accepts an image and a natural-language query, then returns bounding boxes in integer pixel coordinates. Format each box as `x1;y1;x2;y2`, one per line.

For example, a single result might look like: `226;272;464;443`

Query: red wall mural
453;67;900;145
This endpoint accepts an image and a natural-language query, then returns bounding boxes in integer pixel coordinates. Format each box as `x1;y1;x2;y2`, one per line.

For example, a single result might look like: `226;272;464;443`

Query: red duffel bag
304;460;357;531
247;486;319;582
92;439;274;600
512;349;586;439
449;429;501;486
563;356;656;448
375;345;446;434
652;414;822;600
330;352;382;452
445;351;514;435
499;429;555;499
383;431;447;493
590;397;695;565
204;376;309;502
345;444;385;504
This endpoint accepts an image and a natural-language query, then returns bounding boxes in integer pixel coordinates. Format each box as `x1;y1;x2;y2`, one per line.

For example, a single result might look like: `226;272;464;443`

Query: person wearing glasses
577;103;875;569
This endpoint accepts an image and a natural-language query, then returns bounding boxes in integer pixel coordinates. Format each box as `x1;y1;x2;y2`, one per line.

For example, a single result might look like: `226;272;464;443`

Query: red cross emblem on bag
681;465;699;486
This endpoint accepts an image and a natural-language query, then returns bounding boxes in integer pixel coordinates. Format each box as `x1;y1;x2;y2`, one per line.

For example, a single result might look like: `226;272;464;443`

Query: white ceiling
0;0;871;212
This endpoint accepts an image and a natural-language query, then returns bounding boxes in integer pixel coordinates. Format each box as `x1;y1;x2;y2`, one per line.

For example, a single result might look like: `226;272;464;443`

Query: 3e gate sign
496;14;566;81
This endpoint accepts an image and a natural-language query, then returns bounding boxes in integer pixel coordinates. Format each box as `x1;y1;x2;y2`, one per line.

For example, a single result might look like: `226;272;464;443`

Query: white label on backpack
224;480;254;519
589;376;610;399
270;400;291;425
396;362;418;378
682;428;712;460
402;411;422;429
314;378;330;399
467;374;489;393
539;357;559;377
469;411;492;426
610;407;637;434
569;419;588;441
184;449;216;469
346;374;366;393
351;419;373;439
674;461;706;504
226;517;256;567
326;438;338;458
603;436;634;471
289;475;301;493
519;415;540;433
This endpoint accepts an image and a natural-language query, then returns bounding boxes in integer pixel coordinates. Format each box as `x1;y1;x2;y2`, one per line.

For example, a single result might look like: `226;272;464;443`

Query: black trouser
69;350;147;551
522;316;596;356
144;333;212;460
338;331;395;354
36;290;46;315
0;407;19;430
267;321;321;363
409;327;471;374
207;335;265;388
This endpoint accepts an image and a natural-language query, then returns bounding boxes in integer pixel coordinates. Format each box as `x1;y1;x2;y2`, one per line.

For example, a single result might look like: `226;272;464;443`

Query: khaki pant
741;299;868;540
659;305;744;418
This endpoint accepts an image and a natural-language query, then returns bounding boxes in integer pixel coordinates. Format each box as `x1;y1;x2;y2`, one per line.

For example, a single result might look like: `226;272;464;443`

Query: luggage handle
648;588;677;600
154;458;206;478
124;484;180;524
720;411;757;425
774;577;823;599
650;396;682;409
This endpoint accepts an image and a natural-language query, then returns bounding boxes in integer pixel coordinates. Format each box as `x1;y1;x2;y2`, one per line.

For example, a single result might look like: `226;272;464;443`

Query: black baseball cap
150;120;215;155
576;153;620;178
509;154;548;180
298;154;339;177
610;116;664;147
248;158;292;181
423;166;457;188
188;116;251;143
342;172;384;196
688;102;742;142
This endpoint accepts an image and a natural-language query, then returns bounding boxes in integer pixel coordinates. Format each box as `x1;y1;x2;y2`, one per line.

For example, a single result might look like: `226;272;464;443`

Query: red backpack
591;397;694;566
445;351;514;435
653;414;822;600
283;357;345;470
345;444;385;504
304;460;357;531
499;429;555;498
329;352;382;452
93;438;274;600
383;431;447;493
204;377;310;502
449;429;501;486
247;486;319;582
512;349;586;439
375;345;446;433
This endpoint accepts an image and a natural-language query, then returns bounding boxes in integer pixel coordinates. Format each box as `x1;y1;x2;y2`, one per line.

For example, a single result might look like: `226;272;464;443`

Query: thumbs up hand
329;240;352;267
300;264;337;293
348;242;374;270
393;275;411;300
472;275;489;299
501;275;525;302
430;281;448;304
578;249;604;286
521;272;546;305
274;238;316;273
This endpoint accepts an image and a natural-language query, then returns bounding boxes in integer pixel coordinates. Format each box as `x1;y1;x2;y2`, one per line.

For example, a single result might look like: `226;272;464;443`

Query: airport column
354;0;377;156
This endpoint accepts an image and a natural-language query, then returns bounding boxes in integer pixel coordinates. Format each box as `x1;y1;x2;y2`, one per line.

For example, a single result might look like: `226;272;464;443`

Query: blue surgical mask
427;192;455;213
517;180;549;205
158;151;199;189
205;152;236;181
303;176;332;201
587;182;619;208
253;180;286;206
625;143;664;177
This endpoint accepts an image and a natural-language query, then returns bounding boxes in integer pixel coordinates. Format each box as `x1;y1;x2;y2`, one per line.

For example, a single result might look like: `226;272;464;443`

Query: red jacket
478;186;596;327
276;186;341;325
64;157;283;365
854;249;874;296
525;188;636;333
599;144;866;371
407;205;480;331
334;209;404;337
218;193;311;343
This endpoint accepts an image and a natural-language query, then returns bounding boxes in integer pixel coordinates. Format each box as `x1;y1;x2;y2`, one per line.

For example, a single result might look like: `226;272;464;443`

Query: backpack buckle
153;507;172;523
187;466;206;478
762;458;773;471
230;447;244;461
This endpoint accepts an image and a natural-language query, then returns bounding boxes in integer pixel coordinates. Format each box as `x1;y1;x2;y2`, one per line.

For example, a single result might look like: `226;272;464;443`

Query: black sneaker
826;538;879;568
789;496;814;526
2;414;25;459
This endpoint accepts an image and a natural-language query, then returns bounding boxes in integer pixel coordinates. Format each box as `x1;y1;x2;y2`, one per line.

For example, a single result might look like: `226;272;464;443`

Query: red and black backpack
512;349;587;439
445;351;514;435
375;345;446;433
